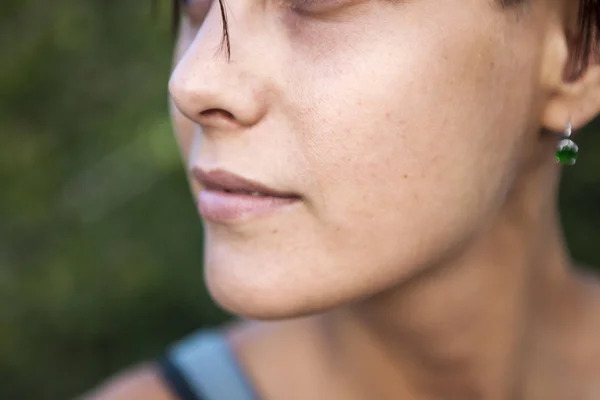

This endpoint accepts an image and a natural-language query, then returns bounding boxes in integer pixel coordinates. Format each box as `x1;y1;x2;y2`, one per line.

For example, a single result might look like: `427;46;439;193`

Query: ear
542;65;600;133
540;16;600;133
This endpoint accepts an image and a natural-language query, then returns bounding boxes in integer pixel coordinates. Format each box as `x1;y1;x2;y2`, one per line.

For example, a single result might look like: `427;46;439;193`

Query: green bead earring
555;121;578;166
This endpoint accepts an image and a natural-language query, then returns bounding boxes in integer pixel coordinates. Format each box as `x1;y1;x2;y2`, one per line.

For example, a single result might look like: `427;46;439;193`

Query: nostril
197;108;239;128
200;109;235;120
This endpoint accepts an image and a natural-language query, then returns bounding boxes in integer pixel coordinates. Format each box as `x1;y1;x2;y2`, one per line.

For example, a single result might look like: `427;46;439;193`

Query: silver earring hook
565;121;573;138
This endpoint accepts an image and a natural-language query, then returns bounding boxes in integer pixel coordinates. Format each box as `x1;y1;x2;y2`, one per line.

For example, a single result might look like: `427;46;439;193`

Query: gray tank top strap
168;329;258;400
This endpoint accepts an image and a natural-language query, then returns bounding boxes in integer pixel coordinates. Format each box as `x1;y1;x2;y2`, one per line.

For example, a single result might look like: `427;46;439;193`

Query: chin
198;204;476;320
201;249;421;321
203;261;333;320
199;227;342;320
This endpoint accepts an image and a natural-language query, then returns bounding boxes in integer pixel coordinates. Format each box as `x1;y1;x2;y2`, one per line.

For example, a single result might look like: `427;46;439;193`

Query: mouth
191;168;301;222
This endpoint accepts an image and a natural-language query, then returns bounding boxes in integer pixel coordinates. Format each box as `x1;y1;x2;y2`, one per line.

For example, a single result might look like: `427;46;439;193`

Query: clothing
158;330;258;400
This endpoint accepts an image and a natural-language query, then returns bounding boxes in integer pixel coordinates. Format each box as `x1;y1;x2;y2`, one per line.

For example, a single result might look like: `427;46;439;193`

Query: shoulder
78;362;176;400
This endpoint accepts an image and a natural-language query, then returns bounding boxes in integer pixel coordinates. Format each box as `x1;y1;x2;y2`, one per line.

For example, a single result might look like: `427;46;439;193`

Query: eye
181;0;212;26
288;0;359;18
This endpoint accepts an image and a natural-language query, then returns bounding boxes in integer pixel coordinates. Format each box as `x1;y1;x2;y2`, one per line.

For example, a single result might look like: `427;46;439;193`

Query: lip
191;168;301;222
192;168;297;197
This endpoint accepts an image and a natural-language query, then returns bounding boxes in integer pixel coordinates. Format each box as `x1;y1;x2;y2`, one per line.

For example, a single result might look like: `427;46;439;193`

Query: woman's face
169;0;551;318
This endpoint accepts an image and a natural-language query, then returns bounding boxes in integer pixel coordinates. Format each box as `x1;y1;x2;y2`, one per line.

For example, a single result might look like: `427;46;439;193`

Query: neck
320;162;575;399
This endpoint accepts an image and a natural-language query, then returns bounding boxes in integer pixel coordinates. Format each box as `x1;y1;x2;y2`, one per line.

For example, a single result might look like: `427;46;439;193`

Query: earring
555;121;579;165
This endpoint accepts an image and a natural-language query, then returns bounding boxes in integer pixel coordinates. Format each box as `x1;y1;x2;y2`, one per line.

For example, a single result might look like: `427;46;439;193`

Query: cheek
170;100;196;162
170;18;204;167
287;12;537;262
170;95;203;195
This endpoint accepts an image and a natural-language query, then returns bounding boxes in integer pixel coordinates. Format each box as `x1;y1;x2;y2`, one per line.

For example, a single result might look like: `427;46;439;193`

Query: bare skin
83;0;600;398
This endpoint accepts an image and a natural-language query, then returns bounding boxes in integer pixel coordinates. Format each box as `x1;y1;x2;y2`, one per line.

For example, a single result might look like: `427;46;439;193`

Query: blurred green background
1;1;600;399
1;1;230;399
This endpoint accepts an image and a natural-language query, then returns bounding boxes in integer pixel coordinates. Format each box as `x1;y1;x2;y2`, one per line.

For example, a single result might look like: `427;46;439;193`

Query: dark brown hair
576;0;600;72
173;0;600;70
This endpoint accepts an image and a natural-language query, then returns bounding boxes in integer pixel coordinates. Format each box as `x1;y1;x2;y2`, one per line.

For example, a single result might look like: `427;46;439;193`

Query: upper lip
192;168;299;198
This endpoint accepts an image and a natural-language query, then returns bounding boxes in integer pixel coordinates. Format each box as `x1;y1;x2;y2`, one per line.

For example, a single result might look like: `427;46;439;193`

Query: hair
172;0;600;71
576;0;600;73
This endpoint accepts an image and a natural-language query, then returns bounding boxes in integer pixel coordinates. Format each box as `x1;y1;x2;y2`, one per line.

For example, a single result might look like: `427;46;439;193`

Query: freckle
272;229;278;234
403;174;408;179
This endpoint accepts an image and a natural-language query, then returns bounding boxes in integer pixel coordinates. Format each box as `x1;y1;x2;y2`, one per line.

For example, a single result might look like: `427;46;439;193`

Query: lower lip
197;190;300;222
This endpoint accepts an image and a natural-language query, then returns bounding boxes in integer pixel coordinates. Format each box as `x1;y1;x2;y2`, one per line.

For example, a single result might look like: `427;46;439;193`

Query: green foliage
1;1;600;399
0;1;230;399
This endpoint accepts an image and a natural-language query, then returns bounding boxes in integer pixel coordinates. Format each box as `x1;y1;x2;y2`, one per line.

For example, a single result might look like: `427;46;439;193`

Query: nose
169;4;269;132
